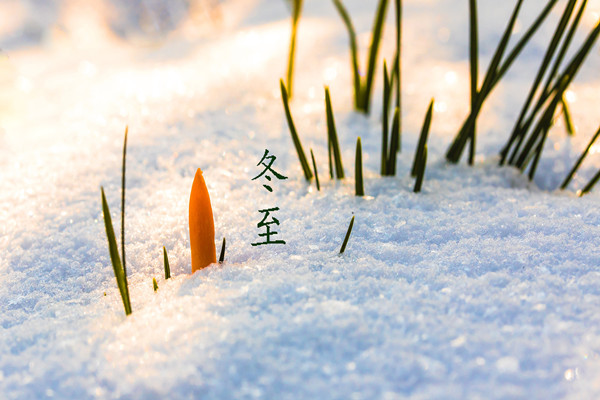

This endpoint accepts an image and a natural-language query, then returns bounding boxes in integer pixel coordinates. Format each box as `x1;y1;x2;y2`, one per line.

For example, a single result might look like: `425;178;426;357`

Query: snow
1;0;600;398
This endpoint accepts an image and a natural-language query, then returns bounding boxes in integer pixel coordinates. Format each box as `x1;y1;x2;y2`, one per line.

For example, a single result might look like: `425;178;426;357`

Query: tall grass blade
386;107;400;175
362;0;389;113
394;0;402;147
381;60;390;175
339;215;355;254
355;137;364;196
561;126;600;189
163;246;171;279
310;148;321;191
286;0;304;98
561;95;575;136
101;187;132;316
413;145;427;193
121;127;129;296
153;277;158;292
219;237;226;263
325;86;345;179
468;0;478;166
412;100;434;177
280;79;313;180
580;168;600;196
328;138;334;179
332;0;361;109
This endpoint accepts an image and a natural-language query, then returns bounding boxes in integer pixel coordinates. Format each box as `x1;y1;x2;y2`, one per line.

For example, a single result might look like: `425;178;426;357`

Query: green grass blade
381;60;390;175
310;148;320;191
280;79;313;180
339;215;355;254
325;86;345;179
560;125;600;189
153;277;158;292
580;168;600;196
121;127;129;298
101;187;132;315
527;124;551;181
386;107;400;175
412;100;434;177
561;95;575;136
219;237;226;263
355;137;364;196
332;0;362;109
163;246;171;279
286;0;304;98
468;0;478;166
362;0;389;113
328;137;334;179
394;0;402;127
413;145;427;193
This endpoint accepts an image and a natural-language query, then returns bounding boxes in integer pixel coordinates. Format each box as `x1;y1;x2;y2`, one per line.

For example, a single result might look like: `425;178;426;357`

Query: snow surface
1;0;600;398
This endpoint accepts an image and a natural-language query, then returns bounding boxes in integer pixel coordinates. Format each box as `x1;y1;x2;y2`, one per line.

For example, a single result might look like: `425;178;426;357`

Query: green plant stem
412;100;434;177
121;127;129;301
355;138;364;196
332;0;361;109
101;187;132;315
561;95;575;136
413;145;427;193
310;148;321;191
468;0;478;165
381;60;390;176
286;0;304;98
339;215;355;254
362;0;389;113
561;126;600;189
219;237;226;263
386;107;400;175
325;86;344;179
280;79;313;180
153;278;158;292
163;246;171;279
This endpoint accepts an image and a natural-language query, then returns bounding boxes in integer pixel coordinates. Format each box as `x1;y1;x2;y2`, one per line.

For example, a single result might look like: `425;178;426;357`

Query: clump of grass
355;137;364;196
153;277;158;292
339;215;355;254
500;0;583;166
561;125;600;190
412;100;434;177
163;246;171;279
332;0;389;113
286;0;303;98
310;148;321;191
507;18;600;179
446;0;559;164
325;86;344;179
280;79;313;181
219;237;226;263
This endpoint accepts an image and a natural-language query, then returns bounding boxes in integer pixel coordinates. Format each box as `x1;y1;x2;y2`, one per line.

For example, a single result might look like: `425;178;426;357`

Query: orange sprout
189;168;217;273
